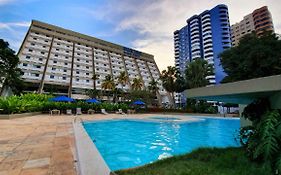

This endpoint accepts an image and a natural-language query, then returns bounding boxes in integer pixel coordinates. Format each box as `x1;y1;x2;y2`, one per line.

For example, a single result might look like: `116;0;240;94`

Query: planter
0;112;42;119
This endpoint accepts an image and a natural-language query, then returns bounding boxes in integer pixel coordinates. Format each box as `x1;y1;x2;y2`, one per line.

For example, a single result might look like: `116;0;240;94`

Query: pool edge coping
73;119;111;175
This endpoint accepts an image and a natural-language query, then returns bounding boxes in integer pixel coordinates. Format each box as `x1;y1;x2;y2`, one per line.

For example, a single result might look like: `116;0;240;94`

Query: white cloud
87;0;281;71
0;0;16;6
0;21;30;51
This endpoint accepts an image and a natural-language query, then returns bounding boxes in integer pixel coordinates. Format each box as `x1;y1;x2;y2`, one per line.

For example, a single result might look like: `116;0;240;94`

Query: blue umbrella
132;100;145;105
49;96;75;102
85;98;101;104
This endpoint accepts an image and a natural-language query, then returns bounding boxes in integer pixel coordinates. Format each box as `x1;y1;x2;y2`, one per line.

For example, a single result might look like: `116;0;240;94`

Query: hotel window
77;53;80;55
86;73;89;75
42;45;46;48
62;77;66;80
28;49;33;52
76;78;79;82
86;66;89;69
64;69;67;72
86;55;89;57
35;74;39;77
52;67;56;71
86;60;89;63
26;56;30;59
66;50;69;53
86;80;89;83
77;59;80;61
67;45;70;48
58;38;61;40
55;54;58;57
23;63;28;67
36;65;41;69
77;48;80;50
56;48;59;51
33;37;37;40
50;75;54;79
53;60;57;64
41;52;45;55
76;71;80;74
39;58;43;61
64;63;68;65
44;40;48;43
77;65;80;67
31;43;35;46
57;43;60;45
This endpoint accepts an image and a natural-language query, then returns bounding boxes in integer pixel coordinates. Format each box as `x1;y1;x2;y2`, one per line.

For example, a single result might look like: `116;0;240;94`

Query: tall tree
148;79;160;105
0;39;23;96
220;32;281;83
91;73;99;90
160;66;177;107
117;71;129;91
185;59;213;89
101;75;115;101
131;78;143;90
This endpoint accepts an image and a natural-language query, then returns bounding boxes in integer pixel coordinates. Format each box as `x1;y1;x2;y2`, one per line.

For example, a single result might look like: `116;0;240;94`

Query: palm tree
92;73;99;90
185;59;213;89
160;66;177;107
0;39;23;96
101;75;115;101
131;78;143;91
117;71;129;101
148;79;159;96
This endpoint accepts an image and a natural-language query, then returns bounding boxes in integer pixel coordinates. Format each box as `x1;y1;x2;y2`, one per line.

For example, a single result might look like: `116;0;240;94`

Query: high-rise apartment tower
174;4;232;105
231;6;274;47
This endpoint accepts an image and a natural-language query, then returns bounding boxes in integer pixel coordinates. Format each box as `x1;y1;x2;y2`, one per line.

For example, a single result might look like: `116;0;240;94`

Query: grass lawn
115;147;271;175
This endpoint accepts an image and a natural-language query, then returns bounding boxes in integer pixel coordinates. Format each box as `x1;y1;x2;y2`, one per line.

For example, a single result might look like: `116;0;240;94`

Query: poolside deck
0;113;229;175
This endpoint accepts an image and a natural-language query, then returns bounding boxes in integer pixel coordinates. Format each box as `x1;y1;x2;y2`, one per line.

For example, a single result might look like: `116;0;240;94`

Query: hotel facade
174;4;232;105
231;6;274;47
17;20;170;104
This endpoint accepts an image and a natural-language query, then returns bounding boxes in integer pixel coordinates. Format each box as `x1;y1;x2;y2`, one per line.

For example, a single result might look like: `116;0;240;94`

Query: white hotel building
17;20;170;104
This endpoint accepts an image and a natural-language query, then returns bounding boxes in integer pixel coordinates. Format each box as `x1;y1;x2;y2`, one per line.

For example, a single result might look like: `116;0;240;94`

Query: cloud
0;21;30;51
92;0;281;71
0;0;16;6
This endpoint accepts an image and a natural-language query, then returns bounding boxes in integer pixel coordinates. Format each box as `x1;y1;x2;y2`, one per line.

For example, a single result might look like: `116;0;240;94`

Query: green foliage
240;99;281;174
0;93;53;114
127;90;154;106
185;99;217;114
131;78;143;90
0;93;130;114
0;39;24;95
116;147;271;175
220;33;281;83
185;59;213;89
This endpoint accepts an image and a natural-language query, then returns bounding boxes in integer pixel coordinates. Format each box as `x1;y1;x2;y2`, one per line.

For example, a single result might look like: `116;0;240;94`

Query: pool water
83;117;240;171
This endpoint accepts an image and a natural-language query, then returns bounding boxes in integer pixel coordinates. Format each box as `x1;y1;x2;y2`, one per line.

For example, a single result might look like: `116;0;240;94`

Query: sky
1;0;281;71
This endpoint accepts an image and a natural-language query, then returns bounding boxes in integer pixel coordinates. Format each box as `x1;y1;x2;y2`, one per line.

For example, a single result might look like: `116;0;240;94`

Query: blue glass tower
174;4;232;105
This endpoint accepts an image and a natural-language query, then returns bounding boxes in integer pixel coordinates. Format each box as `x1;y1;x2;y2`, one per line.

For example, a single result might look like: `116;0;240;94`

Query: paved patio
0;115;77;175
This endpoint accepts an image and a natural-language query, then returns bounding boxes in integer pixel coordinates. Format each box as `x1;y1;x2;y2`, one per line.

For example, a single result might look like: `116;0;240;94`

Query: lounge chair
116;109;125;115
101;109;108;115
66;109;72;115
87;109;95;114
76;108;82;115
127;109;136;114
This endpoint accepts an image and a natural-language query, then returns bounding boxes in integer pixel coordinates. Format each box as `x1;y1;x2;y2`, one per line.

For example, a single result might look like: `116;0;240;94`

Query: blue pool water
83;117;240;171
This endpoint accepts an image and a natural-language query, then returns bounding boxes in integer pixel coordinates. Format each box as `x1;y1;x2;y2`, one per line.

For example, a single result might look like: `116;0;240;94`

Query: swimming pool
83;117;240;171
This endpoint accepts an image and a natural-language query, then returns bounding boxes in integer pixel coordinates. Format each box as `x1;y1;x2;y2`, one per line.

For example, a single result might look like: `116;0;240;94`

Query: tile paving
0;115;77;175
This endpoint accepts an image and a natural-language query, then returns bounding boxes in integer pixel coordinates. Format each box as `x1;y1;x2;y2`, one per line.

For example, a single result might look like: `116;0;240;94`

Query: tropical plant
148;79;159;96
185;59;213;89
0;39;24;95
91;73;99;90
128;90;154;106
85;89;100;99
240;98;281;174
101;75;115;101
160;66;177;107
117;71;129;90
220;32;281;83
131;78;143;90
